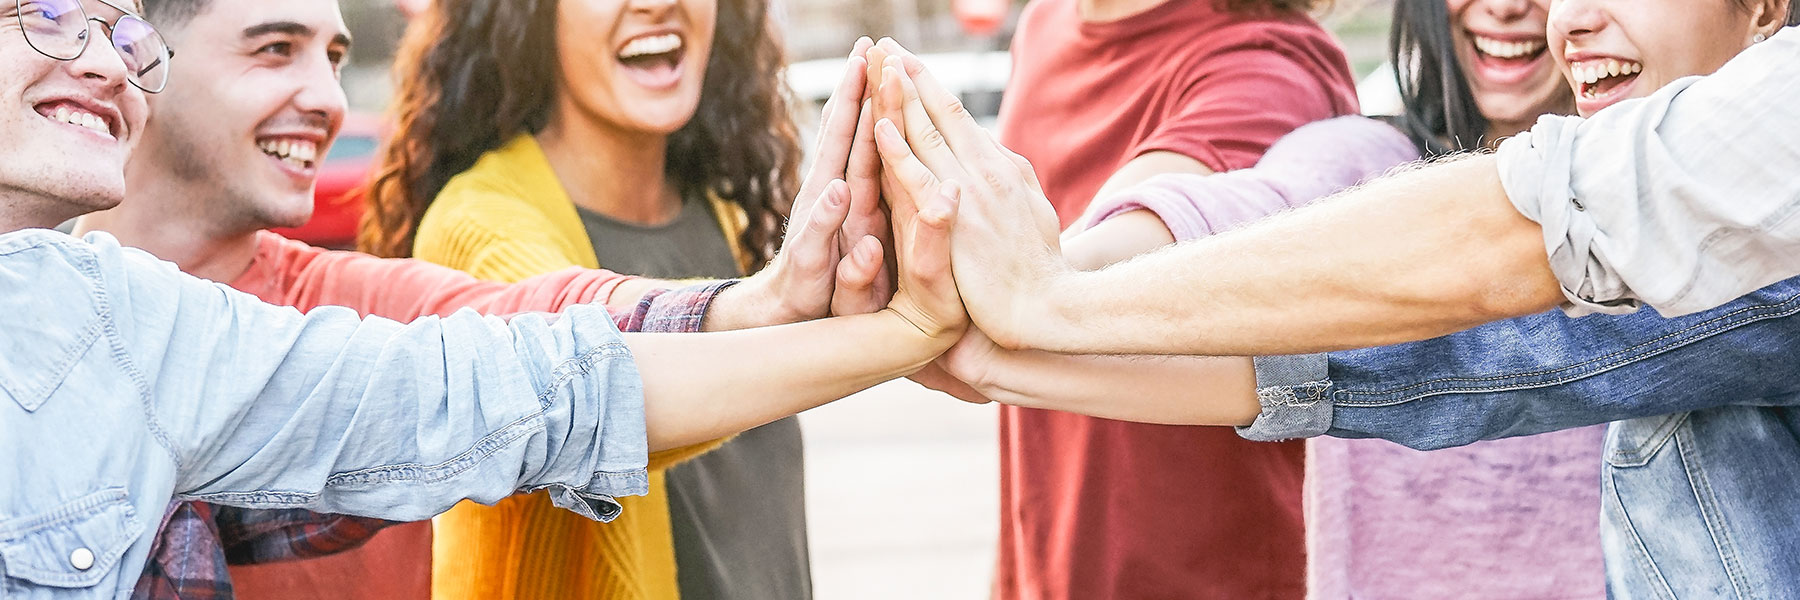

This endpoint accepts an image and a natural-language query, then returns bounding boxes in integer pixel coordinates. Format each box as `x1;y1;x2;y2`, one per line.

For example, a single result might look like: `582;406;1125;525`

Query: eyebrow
242;21;354;50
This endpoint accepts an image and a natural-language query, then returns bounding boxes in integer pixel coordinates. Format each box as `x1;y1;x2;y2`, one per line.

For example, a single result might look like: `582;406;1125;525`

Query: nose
1549;0;1608;40
628;0;679;17
290;56;348;134
66;20;130;94
1480;0;1535;23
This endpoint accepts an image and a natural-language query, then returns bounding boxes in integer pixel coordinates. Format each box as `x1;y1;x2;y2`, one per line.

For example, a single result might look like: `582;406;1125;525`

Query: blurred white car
786;50;1011;159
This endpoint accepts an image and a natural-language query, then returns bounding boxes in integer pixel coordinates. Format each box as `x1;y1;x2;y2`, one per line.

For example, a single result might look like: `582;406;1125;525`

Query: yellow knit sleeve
413;190;596;280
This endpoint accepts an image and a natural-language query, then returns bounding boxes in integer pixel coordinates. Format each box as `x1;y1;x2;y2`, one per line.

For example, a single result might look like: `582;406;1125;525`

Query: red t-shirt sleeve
1132;47;1347;173
247;235;635;320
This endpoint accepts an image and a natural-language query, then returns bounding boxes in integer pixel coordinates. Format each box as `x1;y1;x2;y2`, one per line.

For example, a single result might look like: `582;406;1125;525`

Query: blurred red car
269;113;385;249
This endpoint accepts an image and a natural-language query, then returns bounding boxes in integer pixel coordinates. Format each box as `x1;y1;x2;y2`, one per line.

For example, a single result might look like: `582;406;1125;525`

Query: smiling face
0;0;149;226
550;0;717;138
1445;0;1573;134
130;0;349;231
1549;0;1783;115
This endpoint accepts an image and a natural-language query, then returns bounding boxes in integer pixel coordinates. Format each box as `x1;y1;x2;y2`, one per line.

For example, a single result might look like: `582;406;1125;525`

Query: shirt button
69;547;95;571
1572;198;1587;211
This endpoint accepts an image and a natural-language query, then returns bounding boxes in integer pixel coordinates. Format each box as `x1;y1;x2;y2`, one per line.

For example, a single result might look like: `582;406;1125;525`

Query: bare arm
865;52;1563;356
1021;155;1564;355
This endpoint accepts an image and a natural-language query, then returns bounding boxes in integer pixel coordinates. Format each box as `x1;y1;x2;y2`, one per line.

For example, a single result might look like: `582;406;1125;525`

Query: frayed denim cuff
1240;353;1334;441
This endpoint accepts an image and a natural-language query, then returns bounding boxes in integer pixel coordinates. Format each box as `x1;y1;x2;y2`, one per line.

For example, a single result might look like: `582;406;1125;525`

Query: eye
256;41;294;57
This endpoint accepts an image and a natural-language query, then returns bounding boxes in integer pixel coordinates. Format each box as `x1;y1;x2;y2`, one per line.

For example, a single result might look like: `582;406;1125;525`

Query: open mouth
1471;34;1548;74
616;33;685;89
1570;58;1642;104
257;137;320;171
35;101;117;141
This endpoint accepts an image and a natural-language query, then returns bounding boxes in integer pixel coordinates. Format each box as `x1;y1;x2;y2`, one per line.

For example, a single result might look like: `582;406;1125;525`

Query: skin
0;0;148;231
0;8;971;455
875;0;1784;365
911;0;1578;415
70;0;888;333
1550;0;1780;117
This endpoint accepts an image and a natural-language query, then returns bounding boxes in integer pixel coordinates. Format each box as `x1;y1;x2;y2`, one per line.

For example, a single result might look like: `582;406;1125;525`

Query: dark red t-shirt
994;1;1359;598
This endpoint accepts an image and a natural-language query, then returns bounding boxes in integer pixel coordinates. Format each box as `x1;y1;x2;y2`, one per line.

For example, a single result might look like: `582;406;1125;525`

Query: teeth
48;105;112;138
257;138;319;166
1571;59;1642;86
1473;35;1545;58
619;33;681;59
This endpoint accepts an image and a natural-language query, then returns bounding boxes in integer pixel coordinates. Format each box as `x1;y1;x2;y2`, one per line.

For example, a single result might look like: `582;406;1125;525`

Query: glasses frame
13;0;176;93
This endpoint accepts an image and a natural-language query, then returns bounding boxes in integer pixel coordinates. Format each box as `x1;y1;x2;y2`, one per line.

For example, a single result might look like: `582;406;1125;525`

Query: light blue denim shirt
0;229;650;598
1496;26;1800;318
1250;276;1800;598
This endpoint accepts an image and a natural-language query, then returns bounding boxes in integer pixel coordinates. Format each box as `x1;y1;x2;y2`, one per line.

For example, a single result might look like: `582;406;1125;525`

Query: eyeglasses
13;0;175;93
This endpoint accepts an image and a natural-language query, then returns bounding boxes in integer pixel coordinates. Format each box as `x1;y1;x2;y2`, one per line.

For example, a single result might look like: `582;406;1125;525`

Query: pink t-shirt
1094;116;1606;599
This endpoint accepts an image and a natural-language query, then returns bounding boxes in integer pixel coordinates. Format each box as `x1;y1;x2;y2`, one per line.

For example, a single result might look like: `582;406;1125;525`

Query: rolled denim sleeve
1495;26;1800;318
1247;276;1800;448
88;233;648;523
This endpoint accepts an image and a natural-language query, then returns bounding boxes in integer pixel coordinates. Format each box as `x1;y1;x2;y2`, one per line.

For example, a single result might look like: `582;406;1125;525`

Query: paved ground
800;381;1000;600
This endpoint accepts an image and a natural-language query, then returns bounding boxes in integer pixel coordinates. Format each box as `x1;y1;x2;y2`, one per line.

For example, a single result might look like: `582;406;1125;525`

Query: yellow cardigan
414;134;748;600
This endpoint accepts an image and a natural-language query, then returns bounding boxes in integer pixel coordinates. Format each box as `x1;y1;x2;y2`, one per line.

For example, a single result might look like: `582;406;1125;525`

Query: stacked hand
733;37;1068;403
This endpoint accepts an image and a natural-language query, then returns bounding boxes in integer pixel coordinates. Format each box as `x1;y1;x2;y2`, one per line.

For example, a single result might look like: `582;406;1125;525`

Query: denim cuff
540;469;649;523
1239;353;1334;441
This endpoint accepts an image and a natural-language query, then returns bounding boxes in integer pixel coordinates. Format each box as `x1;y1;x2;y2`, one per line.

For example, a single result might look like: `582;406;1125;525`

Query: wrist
878;308;961;371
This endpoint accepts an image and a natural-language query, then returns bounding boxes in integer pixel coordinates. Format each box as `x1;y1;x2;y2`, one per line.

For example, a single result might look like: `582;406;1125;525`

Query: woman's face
1446;0;1572;130
1549;0;1773;116
553;0;717;136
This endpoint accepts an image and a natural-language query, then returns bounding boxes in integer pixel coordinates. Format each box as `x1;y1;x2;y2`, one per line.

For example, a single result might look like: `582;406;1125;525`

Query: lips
257;137;320;170
1568;57;1643;114
34;99;122;141
616;32;685;90
1468;33;1551;86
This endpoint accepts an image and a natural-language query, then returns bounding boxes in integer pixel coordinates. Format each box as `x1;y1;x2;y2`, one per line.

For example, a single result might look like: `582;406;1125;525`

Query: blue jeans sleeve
1245;278;1800;450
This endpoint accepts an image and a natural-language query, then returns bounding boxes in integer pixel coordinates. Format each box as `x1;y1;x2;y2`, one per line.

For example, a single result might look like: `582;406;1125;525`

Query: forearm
973;350;1259;426
1027;155;1565;356
629;309;943;450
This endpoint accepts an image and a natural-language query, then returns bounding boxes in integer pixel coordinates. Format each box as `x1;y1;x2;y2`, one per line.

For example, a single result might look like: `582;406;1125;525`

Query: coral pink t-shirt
223;231;634;600
993;1;1359;598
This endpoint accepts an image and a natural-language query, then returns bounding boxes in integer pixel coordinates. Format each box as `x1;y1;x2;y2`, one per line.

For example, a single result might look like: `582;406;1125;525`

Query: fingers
880;58;963;180
790;180;851;275
831;235;887;316
909;180;961;305
796;48;872;221
910;362;995;404
841;100;887;256
875;40;1007;169
873;117;943;223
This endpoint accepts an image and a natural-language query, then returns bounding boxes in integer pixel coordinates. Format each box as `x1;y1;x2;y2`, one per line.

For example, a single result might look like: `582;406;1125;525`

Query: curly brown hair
358;0;800;266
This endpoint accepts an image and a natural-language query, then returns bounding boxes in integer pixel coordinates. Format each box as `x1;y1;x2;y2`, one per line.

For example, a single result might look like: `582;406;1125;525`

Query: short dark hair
140;0;210;29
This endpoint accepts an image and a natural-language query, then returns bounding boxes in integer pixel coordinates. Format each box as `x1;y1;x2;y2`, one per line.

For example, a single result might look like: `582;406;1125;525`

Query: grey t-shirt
577;195;813;600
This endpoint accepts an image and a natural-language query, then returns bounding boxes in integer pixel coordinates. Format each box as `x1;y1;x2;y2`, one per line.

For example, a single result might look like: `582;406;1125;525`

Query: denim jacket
1248;277;1800;598
0;230;650;599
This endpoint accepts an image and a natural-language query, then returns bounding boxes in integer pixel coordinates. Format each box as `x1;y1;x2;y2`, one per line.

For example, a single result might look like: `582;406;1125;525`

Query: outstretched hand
724;38;896;328
865;39;1068;350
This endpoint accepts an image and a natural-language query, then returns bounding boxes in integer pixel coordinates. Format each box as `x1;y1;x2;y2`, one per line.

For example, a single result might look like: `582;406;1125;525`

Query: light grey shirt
0;230;648;599
1495;26;1800;318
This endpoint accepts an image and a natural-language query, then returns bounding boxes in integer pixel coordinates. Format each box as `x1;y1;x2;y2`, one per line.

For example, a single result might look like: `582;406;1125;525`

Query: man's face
0;0;150;224
133;0;349;230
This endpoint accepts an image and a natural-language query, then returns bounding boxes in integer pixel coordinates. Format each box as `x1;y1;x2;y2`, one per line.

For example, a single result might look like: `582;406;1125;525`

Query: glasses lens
109;15;170;92
15;0;86;60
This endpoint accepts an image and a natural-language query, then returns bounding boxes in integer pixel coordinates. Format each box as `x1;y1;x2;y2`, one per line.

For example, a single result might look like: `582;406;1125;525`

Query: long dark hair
1388;0;1487;155
359;0;799;266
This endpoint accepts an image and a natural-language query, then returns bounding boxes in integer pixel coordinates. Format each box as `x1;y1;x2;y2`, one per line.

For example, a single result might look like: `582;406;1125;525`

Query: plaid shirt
131;281;733;600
